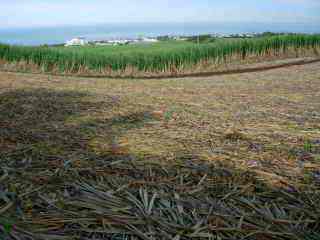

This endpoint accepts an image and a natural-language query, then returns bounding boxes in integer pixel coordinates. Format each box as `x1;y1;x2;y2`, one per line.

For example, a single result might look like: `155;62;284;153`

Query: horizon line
1;20;319;31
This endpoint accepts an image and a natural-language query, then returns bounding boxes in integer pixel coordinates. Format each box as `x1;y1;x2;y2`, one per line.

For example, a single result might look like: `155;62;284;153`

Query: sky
0;0;319;29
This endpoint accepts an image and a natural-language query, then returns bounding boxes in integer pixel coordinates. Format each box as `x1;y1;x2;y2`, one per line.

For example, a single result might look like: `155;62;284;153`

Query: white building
141;37;158;43
131;37;159;44
108;40;131;45
65;37;88;47
173;36;188;41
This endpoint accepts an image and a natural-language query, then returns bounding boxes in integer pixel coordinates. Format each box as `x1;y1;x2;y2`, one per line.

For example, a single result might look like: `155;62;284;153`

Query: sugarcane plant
0;34;319;75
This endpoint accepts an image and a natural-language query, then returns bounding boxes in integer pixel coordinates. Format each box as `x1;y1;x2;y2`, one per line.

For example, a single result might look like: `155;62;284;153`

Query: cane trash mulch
1;62;320;239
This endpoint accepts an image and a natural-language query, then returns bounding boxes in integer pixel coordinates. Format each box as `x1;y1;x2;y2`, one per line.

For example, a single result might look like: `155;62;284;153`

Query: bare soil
0;61;320;239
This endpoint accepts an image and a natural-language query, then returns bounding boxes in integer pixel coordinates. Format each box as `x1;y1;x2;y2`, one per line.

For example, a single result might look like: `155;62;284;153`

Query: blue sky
1;0;319;28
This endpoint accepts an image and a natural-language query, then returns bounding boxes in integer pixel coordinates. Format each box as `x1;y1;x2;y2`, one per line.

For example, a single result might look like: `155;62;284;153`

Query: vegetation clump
0;34;320;76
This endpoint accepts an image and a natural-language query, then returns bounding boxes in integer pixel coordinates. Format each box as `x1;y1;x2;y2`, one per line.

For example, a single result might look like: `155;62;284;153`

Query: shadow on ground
0;88;319;240
0;88;153;171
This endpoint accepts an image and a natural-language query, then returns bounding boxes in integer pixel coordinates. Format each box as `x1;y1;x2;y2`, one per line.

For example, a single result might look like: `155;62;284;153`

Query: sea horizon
1;21;319;46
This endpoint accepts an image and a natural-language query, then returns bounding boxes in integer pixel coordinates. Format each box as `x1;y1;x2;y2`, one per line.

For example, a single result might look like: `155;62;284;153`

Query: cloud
0;0;319;28
272;0;320;5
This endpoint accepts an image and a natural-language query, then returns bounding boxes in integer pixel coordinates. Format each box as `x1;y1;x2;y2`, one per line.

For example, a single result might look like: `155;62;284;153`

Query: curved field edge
1;56;320;80
0;34;320;78
1;62;320;239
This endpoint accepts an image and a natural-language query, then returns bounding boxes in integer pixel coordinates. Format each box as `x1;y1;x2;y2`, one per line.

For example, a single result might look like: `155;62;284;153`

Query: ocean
0;22;319;46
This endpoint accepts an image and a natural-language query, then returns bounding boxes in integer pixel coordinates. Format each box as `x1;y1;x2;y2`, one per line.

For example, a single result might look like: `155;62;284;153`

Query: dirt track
1;57;320;80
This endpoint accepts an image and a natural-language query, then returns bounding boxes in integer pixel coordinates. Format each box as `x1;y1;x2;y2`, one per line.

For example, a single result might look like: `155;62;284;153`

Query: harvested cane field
1;61;320;239
0;35;320;77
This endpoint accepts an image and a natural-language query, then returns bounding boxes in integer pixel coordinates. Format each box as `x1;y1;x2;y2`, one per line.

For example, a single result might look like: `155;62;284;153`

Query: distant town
65;36;159;47
63;32;289;47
